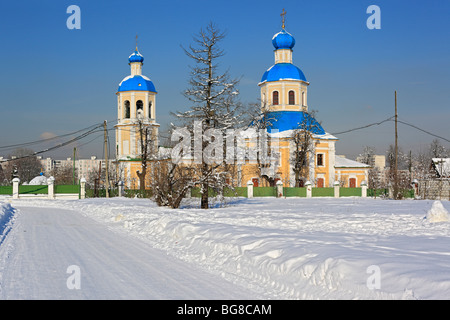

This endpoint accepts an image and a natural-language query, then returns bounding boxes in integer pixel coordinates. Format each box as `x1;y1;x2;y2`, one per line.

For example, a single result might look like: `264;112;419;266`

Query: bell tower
115;45;159;160
258;10;309;114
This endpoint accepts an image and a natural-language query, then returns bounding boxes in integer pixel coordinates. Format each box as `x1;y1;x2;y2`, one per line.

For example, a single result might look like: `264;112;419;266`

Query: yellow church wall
315;149;329;186
117;92;156;120
237;135;340;188
121;160;154;189
335;168;368;187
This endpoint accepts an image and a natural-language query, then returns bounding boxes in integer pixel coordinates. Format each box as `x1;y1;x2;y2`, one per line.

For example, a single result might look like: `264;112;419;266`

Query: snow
425;201;449;223
25;175;48;185
1;196;450;299
0;202;15;245
432;158;450;177
266;128;338;140
335;156;371;168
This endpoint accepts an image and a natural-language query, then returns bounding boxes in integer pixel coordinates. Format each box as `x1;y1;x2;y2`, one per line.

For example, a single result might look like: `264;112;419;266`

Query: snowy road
0;205;258;299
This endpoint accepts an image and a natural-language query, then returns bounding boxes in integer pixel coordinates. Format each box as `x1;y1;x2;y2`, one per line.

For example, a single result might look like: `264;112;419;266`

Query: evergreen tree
174;22;243;209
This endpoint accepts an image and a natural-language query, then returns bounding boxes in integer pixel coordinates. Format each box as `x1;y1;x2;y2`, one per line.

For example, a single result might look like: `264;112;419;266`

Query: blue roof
129;50;144;63
118;75;157;92
272;29;295;50
265;111;325;134
260;63;307;84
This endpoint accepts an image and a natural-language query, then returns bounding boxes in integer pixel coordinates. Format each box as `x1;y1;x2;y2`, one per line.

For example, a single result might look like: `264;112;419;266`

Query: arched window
302;92;306;106
288;90;295;105
136;100;144;117
148;101;152;119
124;100;130;119
272;91;279;105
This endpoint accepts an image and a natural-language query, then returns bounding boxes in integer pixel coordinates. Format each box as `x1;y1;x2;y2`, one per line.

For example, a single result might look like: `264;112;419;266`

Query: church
114;44;159;188
114;17;370;190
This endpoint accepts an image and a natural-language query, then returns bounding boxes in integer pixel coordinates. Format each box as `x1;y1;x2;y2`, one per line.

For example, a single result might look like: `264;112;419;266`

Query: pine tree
174;22;243;209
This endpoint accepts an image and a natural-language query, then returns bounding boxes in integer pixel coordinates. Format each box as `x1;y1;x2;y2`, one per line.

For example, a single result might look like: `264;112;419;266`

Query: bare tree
358;146;381;194
429;139;448;158
386;144;411;199
174;22;243;209
3;148;42;184
291;110;321;187
244;100;280;186
358;146;375;167
50;164;77;185
152;159;194;209
136;117;157;196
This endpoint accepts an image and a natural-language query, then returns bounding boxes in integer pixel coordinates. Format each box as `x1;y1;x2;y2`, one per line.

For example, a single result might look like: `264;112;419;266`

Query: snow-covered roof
237;127;338;140
335;157;370;168
272;29;295;49
260;63;307;84
118;75;156;93
128;49;144;63
432;158;450;177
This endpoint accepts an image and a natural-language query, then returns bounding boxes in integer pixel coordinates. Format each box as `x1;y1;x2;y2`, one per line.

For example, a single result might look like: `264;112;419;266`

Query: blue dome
272;29;295;50
266;111;325;134
118;75;156;92
260;63;307;83
129;50;144;63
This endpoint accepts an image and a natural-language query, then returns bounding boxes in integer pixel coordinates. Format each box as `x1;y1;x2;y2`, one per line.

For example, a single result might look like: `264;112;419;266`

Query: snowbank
8;197;450;299
26;175;48;185
0;202;16;243
425;201;449;223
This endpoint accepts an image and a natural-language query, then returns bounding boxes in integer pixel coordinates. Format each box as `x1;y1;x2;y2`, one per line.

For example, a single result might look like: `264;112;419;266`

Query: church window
136;100;144;117
124;100;130;119
317;153;324;166
302;92;306;106
148;101;152;119
288;90;295;105
272;91;279;105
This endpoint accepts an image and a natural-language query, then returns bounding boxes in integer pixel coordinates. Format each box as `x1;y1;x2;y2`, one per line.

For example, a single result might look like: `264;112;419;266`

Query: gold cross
135;34;138;50
281;8;286;29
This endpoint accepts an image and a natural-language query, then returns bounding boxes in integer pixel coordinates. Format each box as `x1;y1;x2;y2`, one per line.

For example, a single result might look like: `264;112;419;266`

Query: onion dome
128;49;144;63
272;29;295;50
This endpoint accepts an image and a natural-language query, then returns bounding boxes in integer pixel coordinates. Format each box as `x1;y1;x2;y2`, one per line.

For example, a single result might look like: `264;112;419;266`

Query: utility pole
73;147;76;185
394;90;398;199
104;120;109;198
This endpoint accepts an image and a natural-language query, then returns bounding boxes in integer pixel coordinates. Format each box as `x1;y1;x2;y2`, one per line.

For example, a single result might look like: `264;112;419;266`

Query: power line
395;118;450;143
0;123;104;151
1;124;104;162
331;116;394;135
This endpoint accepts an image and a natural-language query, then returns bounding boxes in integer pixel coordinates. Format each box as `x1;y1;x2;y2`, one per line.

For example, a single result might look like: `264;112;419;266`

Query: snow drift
6;197;449;300
0;202;16;244
425;201;449;223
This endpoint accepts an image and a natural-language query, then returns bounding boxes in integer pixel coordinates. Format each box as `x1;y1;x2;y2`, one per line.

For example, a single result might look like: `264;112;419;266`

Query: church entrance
317;178;324;188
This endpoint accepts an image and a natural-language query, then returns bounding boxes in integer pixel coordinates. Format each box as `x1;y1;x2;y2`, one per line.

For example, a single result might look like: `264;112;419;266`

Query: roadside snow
425;201;449;223
0;201;16;245
1;196;450;299
0;201;18;297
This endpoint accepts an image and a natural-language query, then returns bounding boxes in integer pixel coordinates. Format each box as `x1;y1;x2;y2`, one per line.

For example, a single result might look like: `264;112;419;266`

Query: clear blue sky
0;0;449;159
